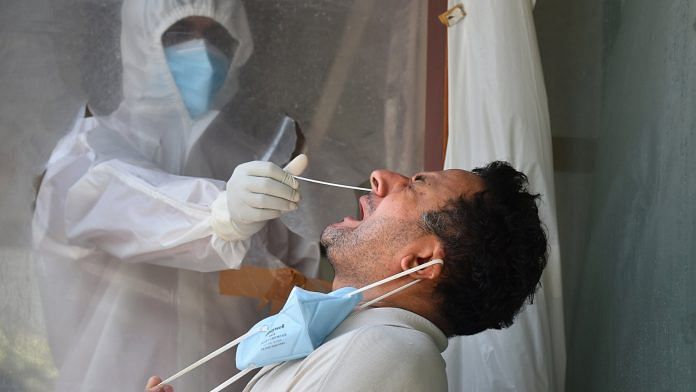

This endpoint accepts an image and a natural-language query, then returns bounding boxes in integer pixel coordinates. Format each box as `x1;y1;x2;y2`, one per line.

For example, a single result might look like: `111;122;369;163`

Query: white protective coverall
32;1;319;391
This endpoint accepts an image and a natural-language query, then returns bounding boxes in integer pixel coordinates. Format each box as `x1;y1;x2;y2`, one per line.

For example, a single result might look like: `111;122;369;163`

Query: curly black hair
421;161;548;336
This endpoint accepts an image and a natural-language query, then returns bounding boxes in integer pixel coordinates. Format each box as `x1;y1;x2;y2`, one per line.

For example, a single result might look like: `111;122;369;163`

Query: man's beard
320;216;422;286
320;224;369;282
319;192;382;262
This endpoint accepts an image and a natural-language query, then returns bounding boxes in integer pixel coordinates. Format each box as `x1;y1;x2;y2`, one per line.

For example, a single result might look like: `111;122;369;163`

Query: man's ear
398;237;445;281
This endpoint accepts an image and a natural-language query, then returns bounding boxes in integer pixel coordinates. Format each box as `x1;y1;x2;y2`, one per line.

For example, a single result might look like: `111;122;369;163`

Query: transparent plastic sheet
219;266;332;314
73;0;427;240
443;1;565;391
0;1;85;391
1;1;427;391
204;1;427;239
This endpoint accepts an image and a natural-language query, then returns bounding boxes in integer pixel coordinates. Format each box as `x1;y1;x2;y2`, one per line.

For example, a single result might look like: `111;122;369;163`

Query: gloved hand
211;154;308;241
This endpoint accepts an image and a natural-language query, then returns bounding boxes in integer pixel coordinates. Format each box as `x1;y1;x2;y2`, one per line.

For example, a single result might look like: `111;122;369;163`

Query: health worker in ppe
32;1;319;391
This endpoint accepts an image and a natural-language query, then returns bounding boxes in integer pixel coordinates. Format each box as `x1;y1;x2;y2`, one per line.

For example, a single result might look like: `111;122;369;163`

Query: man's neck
331;279;451;336
367;300;450;336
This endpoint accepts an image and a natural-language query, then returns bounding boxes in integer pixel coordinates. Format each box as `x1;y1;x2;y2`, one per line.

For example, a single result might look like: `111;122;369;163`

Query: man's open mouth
333;195;369;229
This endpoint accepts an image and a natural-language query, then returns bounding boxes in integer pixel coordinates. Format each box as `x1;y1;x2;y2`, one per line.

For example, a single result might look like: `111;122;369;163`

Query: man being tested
149;161;548;391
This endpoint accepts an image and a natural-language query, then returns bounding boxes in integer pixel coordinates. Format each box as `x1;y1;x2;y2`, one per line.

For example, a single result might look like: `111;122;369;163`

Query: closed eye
408;174;426;191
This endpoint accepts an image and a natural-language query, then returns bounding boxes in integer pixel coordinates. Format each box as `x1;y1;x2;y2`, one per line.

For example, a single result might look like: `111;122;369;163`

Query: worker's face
162;16;236;58
321;169;485;286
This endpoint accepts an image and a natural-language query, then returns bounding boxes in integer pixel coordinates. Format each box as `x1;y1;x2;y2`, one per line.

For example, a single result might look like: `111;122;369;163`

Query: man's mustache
365;193;377;214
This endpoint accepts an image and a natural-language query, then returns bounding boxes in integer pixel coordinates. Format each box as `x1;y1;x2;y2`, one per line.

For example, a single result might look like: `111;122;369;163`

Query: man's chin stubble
320;225;352;251
319;225;361;272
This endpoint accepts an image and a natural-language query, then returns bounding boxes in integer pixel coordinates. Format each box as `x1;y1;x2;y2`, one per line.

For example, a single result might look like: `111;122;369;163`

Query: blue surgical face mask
164;38;231;119
154;260;445;391
235;286;361;370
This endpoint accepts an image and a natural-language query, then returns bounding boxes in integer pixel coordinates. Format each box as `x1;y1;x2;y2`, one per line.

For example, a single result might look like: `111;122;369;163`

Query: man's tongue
336;200;365;228
338;216;361;228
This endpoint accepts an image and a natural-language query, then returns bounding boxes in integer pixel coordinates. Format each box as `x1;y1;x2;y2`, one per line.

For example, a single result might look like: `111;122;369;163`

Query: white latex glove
211;154;308;241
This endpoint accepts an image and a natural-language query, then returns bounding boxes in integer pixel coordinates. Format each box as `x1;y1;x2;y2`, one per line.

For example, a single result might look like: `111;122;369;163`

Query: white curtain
442;1;565;391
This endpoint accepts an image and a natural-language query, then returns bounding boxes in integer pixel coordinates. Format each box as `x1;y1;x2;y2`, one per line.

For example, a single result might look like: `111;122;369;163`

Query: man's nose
370;170;410;197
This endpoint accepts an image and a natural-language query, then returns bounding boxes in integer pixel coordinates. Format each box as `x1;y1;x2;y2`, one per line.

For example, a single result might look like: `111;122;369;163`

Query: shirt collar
326;307;449;353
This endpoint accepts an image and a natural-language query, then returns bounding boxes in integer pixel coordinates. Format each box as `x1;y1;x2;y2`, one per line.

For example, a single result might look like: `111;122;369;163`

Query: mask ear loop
155;325;268;388
210;368;256;392
358;279;421;309
345;258;443;299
